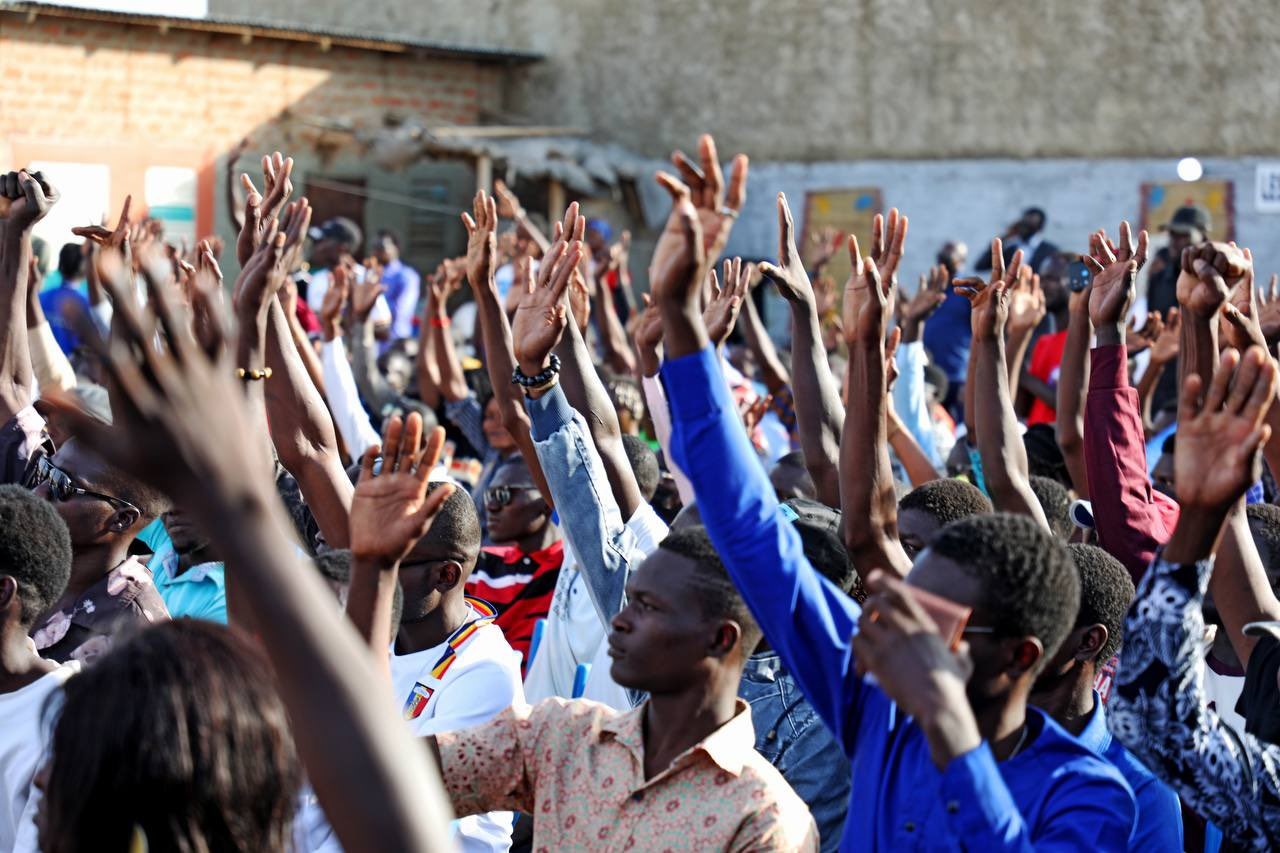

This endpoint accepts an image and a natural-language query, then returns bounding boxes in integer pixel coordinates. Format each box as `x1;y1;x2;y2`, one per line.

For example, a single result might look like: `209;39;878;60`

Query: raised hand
704;257;750;347
955;238;1024;342
236;152;295;267
1220;248;1268;352
1085;221;1149;330
461;190;499;290
648;172;706;312
1177;240;1246;319
668;134;748;265
1175;346;1277;513
842;209;907;347
318;261;350;342
631;293;664;377
897;264;948;341
1006;266;1045;339
351;257;387;324
805;226;844;273
233;225;286;328
1;170;59;239
493;178;524;220
1149;308;1181;365
511;239;581;376
349;413;454;568
1125;312;1165;356
758;192;817;307
71;193;130;272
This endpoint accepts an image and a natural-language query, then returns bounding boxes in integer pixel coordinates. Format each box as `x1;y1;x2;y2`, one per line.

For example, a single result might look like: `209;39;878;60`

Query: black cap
308;216;362;250
1167;205;1210;237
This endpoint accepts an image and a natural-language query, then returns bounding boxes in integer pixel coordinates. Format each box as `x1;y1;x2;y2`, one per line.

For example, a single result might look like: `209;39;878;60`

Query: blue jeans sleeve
662;346;866;750
526;385;639;627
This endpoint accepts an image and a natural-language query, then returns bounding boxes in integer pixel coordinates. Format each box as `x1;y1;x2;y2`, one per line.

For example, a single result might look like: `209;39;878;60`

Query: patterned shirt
438;697;818;852
1109;552;1280;850
30;558;170;664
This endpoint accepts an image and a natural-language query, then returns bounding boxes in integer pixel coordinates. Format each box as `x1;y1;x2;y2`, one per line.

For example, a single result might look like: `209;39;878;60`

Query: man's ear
0;575;17;615
434;561;463;594
1007;636;1045;679
107;507;140;534
1075;624;1108;663
707;621;741;658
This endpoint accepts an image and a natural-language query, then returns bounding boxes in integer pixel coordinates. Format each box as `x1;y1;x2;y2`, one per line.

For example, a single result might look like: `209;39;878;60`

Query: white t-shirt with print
390;615;523;852
524;503;669;709
0;657;80;852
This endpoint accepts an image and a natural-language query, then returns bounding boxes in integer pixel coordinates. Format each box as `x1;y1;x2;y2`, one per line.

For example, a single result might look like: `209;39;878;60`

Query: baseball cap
586;218;613;242
1070;499;1094;530
308;217;362;249
1166;205;1211;237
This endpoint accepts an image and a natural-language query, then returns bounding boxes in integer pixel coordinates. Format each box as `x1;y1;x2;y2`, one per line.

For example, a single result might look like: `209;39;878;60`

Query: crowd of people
1;130;1280;852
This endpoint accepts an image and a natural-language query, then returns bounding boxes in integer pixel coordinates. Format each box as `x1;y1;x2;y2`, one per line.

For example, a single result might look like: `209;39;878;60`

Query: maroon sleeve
1083;344;1177;579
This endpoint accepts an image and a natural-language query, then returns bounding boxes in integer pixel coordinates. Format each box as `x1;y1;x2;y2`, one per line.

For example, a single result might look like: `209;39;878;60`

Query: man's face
375;236;398;266
383;353;412;395
586;228;607;254
514;228;533;258
164;506;209;555
897;507;942;564
938;242;967;276
396;534;463;624
310;239;342;269
1169;231;1195;259
1152;452;1176;499
608;549;721;692
907;549;1038;709
32;442;127;547
484;464;546;544
1040;273;1069;313
1017;211;1043;240
1248;515;1280;592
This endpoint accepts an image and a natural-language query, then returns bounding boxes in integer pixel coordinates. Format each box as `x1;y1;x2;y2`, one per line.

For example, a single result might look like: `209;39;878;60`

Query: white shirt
390;609;524;852
0;658;80;852
524;504;669;709
305;266;393;326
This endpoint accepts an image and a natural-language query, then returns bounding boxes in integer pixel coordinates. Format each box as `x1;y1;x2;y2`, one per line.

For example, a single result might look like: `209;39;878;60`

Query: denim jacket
740;651;851;852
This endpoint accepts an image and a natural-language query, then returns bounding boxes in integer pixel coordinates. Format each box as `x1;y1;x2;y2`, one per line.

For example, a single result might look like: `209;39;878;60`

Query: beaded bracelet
511;354;561;388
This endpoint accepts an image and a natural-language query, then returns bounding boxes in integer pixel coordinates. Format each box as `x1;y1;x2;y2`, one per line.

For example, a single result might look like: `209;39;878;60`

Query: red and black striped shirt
466;540;563;668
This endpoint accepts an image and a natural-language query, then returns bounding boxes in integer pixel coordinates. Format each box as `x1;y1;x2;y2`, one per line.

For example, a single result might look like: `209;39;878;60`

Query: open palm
648;173;706;310
757;193;815;306
1085;221;1149;328
462;191;499;289
512;240;581;374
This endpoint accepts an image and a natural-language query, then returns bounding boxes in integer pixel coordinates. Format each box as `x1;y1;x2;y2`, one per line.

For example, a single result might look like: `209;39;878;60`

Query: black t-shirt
1237;633;1280;746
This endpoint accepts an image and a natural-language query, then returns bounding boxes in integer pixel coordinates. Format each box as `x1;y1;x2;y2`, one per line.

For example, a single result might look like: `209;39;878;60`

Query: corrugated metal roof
0;1;543;62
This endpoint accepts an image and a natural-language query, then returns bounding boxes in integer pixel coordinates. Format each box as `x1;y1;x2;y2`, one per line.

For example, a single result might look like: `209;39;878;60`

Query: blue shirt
146;540;227;624
1075;691;1183;852
921;290;973;384
40;285;91;354
380;259;421;343
662;345;1136;851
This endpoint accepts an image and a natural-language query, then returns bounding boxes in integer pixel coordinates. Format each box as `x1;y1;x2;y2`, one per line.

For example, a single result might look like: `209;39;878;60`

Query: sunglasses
485;485;538;509
35;457;142;515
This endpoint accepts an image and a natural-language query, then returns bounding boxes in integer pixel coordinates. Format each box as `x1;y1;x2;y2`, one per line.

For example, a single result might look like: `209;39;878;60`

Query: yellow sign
801;188;883;286
1140;180;1235;242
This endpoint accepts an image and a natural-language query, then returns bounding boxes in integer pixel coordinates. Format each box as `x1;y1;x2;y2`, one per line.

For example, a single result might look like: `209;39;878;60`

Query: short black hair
421;482;482;572
58;242;84;280
1029;475;1072;541
1066;543;1133;663
313;549;402;643
899;478;992;526
71;440;170;522
1247;503;1280;580
1024;207;1048;230
1023;425;1070;488
659;526;762;654
0;484;72;625
930;513;1079;673
622;434;660;502
781;498;855;593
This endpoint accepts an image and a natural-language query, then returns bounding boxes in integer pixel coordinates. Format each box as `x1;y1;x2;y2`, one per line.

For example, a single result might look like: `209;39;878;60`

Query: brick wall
0;13;505;237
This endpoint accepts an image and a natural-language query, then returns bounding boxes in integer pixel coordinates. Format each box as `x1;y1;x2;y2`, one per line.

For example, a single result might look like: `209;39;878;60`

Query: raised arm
651;162;866;746
549;203;645;520
1003;267;1046;398
839;210;915;579
1137;310;1179;436
886;333;941;488
47;269;454;853
493;180;551;257
957;240;1049;529
1111;346;1280;851
223;137;251;234
25;254;77;393
758;193;844;508
590;236;638;376
0;171;58;426
892;264;948;468
462;191;553;507
1055;288;1092;497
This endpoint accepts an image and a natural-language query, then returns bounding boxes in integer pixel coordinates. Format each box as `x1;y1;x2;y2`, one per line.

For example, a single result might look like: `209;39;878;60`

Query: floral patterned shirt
31;558;170;665
438;697;818;852
1109;552;1280;850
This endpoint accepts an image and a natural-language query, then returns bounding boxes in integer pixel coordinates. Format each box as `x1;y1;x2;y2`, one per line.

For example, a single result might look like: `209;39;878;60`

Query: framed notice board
1140;180;1234;242
801;188;883;286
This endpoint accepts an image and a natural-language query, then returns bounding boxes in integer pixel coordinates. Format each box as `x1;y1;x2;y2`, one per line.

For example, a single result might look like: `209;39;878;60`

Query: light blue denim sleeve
892;340;944;467
525;385;640;626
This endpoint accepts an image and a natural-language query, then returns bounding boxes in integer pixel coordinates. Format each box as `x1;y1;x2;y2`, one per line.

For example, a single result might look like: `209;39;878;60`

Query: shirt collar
1074;690;1112;756
151;543;225;588
600;698;756;778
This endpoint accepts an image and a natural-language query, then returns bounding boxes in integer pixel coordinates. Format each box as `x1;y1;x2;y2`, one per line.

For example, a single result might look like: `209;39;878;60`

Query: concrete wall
212;0;1280;161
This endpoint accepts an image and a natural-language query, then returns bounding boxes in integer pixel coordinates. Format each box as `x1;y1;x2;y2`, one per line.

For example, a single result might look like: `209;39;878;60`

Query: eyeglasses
484;485;538;509
35;457;141;515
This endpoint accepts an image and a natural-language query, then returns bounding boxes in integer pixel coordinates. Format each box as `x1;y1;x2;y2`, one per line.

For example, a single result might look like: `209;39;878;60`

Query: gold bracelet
236;367;273;381
522;373;560;397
